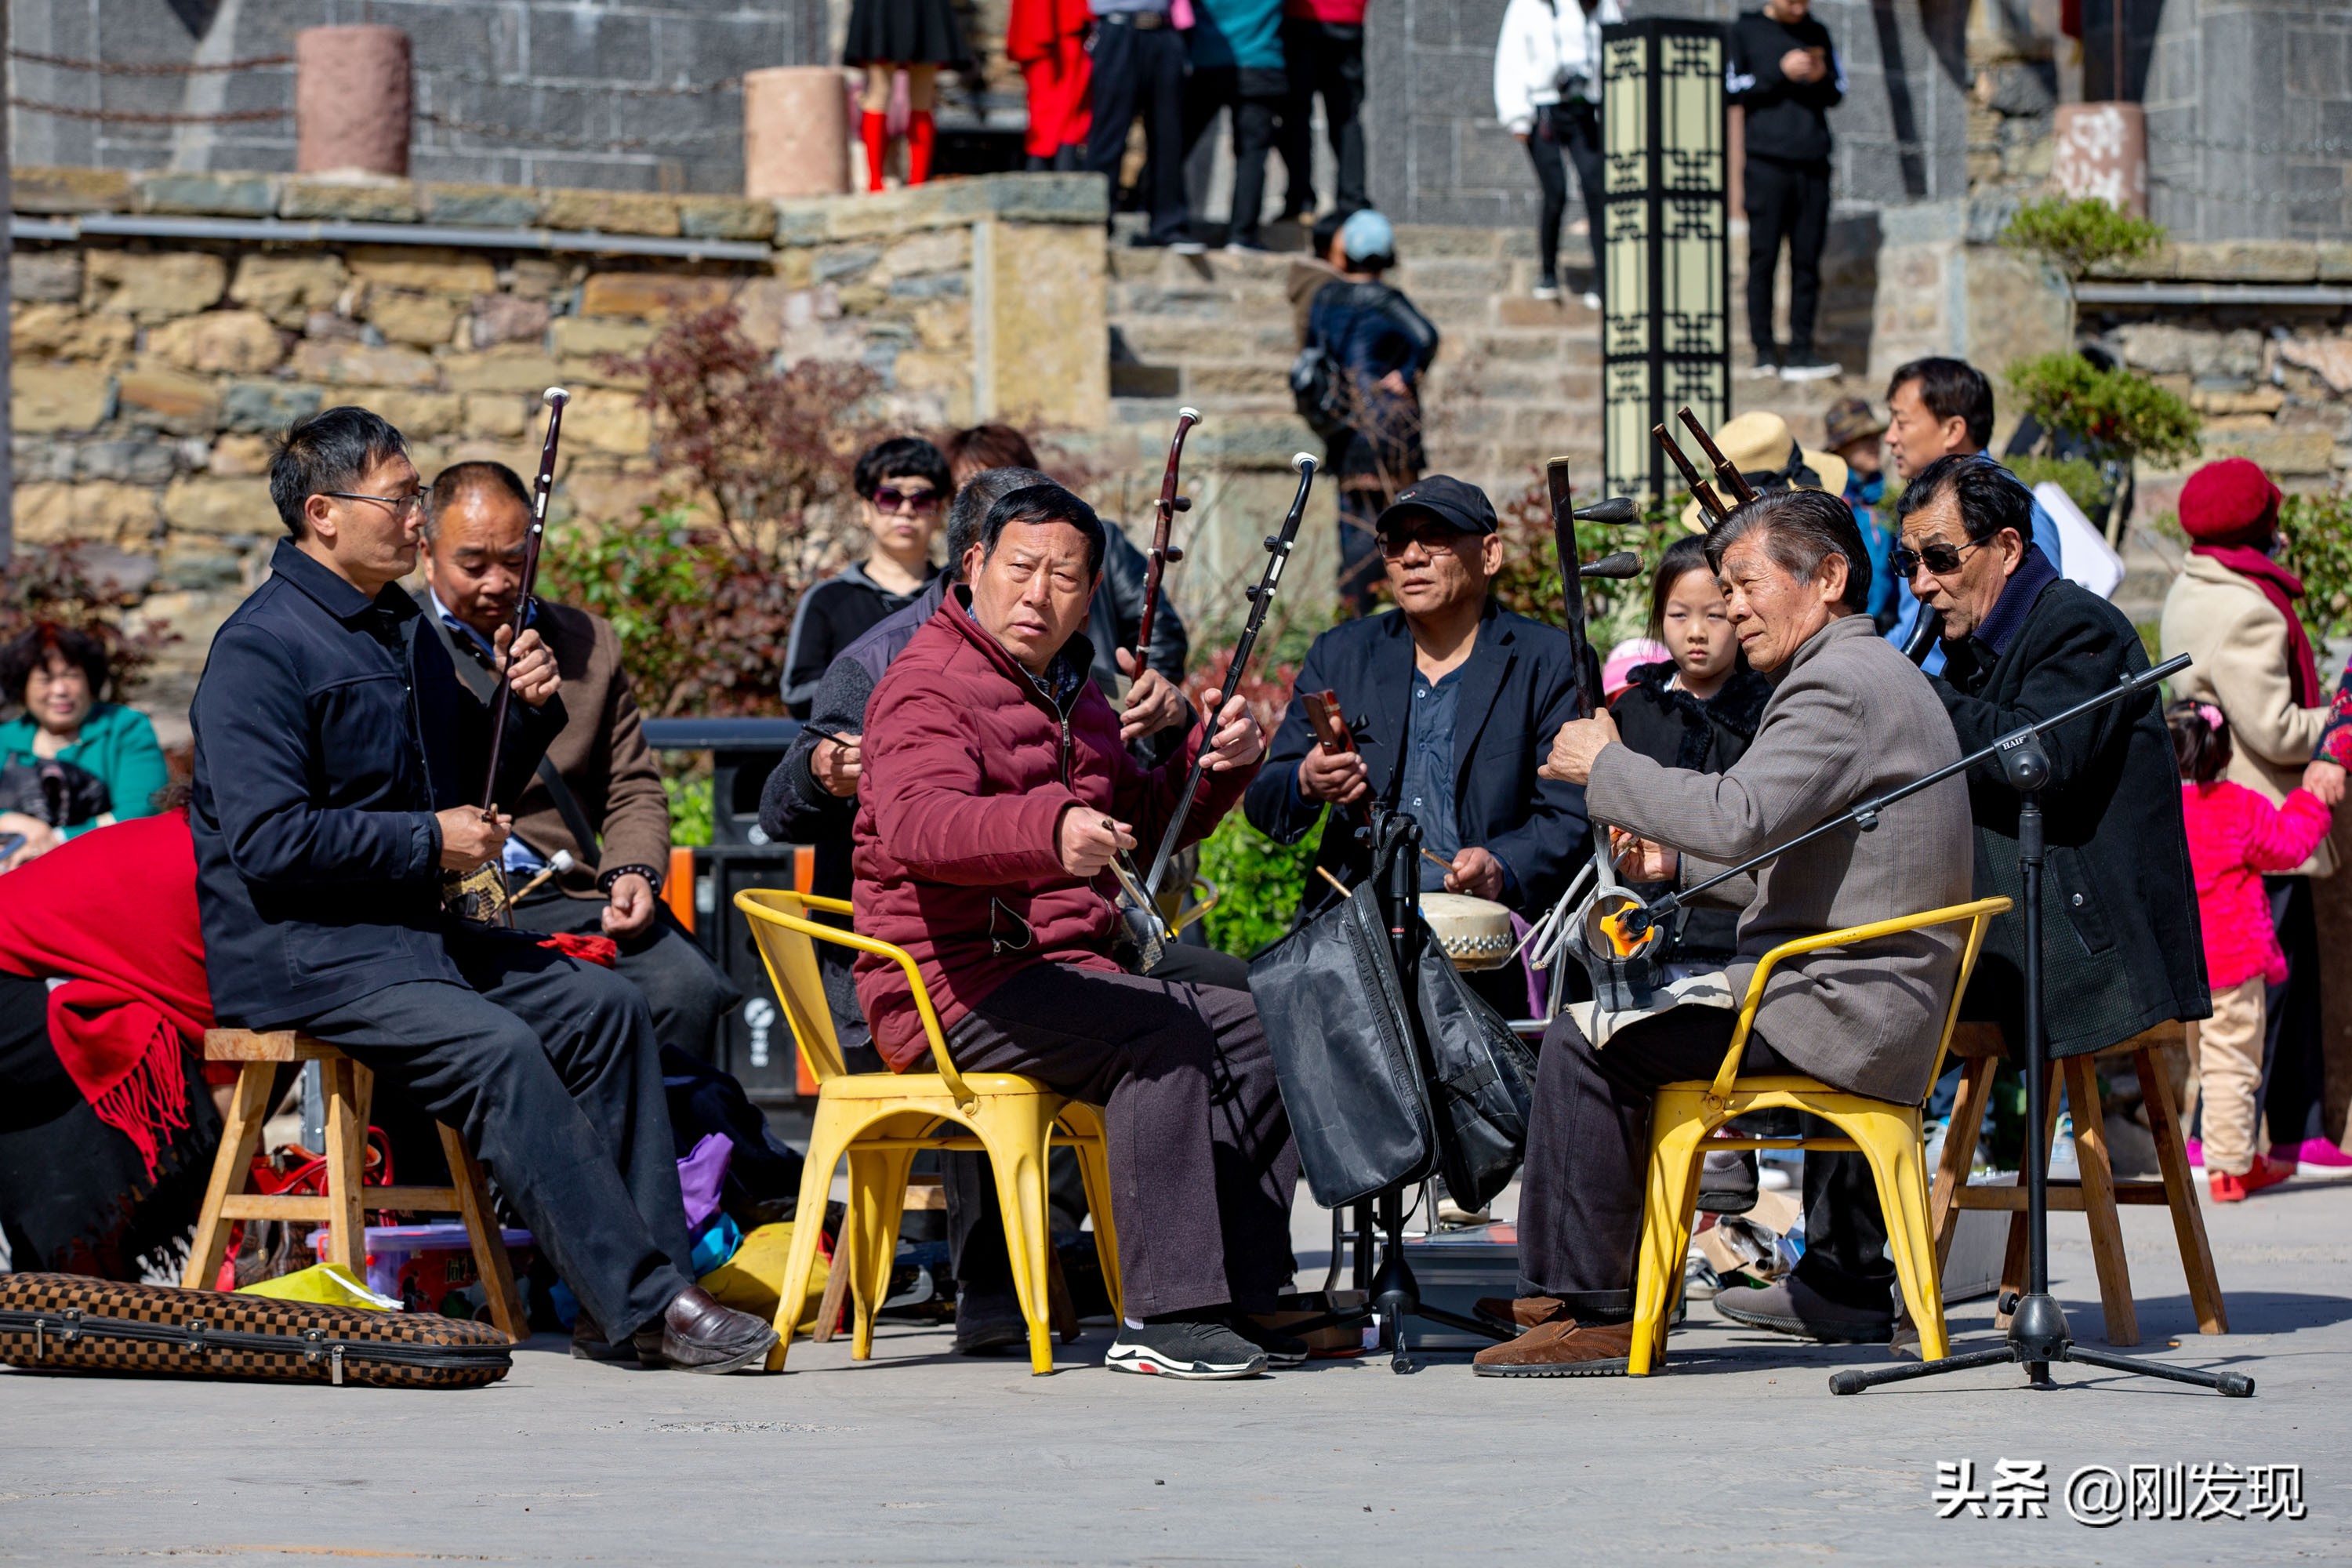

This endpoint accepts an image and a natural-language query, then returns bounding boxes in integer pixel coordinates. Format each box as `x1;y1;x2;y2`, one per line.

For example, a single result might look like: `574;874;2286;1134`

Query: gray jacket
1586;614;1974;1104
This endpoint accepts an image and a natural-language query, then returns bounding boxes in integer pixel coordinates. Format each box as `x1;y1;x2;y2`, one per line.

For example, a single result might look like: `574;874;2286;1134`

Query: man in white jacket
1494;0;1621;306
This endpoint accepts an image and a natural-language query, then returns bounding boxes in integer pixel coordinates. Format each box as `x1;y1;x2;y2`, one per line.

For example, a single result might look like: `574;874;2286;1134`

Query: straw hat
1679;412;1851;532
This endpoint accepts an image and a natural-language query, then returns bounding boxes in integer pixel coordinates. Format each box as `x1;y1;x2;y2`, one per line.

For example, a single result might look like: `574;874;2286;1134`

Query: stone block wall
8;168;1109;729
9;0;829;194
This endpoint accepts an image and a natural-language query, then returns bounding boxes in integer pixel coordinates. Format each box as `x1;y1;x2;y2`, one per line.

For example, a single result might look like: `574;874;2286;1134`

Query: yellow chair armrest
1708;896;2013;1105
732;891;975;1103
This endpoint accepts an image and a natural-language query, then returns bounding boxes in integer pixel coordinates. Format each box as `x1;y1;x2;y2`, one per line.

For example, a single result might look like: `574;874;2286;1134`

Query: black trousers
1184;65;1286;246
1088;20;1191;245
296;934;698;1341
2260;874;2327;1147
1516;1007;1890;1319
510;895;742;1063
942;941;1252;1294
946;964;1298;1319
1525;99;1606;285
1277;19;1367;216
1743;154;1832;354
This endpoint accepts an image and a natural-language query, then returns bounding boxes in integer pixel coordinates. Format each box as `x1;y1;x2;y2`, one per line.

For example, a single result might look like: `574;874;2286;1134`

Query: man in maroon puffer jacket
855;481;1301;1380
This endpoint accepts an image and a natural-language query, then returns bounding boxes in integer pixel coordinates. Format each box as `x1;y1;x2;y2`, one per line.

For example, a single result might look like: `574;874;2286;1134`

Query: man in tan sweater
1472;489;1973;1376
418;462;740;1059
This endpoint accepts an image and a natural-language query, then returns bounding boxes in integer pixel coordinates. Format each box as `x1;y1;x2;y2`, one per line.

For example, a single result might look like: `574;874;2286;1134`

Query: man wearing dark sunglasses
780;436;953;717
1721;452;2207;1348
1246;474;1591;1014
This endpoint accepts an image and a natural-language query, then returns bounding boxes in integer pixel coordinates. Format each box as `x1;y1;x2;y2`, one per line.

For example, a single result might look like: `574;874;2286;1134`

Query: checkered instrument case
0;1274;513;1388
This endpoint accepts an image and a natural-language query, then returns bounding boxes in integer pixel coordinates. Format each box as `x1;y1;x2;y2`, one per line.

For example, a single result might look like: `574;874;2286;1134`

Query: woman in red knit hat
2160;456;2352;1178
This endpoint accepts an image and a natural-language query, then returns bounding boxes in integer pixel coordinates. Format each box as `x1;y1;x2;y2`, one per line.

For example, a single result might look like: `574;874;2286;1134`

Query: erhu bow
1139;452;1319;906
1133;406;1200;673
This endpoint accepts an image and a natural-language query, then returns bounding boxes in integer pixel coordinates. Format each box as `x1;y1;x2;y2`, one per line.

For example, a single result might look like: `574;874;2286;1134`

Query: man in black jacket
1246;475;1590;1010
1728;0;1845;382
190;406;776;1374
1719;453;2211;1344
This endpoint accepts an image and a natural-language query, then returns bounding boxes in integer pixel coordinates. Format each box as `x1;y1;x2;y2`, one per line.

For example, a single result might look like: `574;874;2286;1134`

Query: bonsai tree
1998;198;2199;541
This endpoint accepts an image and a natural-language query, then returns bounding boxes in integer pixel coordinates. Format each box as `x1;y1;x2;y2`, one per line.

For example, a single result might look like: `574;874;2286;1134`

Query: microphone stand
1798;653;2252;1399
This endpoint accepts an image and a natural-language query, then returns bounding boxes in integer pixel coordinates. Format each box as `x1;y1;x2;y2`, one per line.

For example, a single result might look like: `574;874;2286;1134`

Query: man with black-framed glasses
189;405;779;1374
781;436;951;717
1718;451;2209;1347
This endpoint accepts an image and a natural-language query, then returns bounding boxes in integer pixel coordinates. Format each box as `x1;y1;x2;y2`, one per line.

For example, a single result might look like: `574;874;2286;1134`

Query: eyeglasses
325;490;427;517
872;486;942;514
1890;536;1989;578
1378;524;1469;557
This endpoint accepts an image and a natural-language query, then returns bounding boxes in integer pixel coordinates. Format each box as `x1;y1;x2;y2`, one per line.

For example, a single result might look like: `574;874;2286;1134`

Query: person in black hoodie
1607;534;1774;1212
1727;0;1845;383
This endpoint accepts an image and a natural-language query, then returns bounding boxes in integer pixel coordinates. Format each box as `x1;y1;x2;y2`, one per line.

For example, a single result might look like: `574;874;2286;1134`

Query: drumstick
1421;848;1455;876
1316;866;1352;898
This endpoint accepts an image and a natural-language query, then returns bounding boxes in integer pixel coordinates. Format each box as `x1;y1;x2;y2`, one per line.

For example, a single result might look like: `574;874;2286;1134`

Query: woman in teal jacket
0;624;167;869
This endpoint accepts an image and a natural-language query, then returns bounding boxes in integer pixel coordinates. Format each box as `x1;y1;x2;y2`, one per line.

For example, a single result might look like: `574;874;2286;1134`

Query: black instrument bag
1251;878;1438;1207
0;1273;512;1388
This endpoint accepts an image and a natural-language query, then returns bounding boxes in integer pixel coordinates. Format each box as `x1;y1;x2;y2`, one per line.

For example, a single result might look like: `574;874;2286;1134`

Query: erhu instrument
1133;407;1200;673
443;387;568;926
1544;457;1661;1004
1679;405;1760;507
1655;423;1730;524
1141;452;1319;905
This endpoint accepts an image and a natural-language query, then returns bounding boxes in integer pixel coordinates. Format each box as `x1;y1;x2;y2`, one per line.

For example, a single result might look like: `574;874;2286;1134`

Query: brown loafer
1472;1318;1635;1377
1474;1294;1570;1333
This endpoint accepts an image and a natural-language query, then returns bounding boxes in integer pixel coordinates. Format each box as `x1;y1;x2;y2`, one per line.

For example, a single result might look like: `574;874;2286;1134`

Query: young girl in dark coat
1606;533;1774;1211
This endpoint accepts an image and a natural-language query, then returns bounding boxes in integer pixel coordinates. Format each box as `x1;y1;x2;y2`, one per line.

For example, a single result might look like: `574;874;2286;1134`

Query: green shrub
1999;196;2165;279
2004;454;2111;519
666;773;713;849
2278;491;2352;645
1196;812;1323;958
2005;353;2202;467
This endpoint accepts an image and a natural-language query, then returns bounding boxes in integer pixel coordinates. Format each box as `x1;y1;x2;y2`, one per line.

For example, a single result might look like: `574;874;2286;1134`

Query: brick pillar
744;67;851;200
296;26;412;178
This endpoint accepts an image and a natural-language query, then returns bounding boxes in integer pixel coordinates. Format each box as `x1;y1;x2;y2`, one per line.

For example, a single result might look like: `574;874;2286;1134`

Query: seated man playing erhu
1476;489;1974;1376
854;481;1301;1381
189;407;776;1374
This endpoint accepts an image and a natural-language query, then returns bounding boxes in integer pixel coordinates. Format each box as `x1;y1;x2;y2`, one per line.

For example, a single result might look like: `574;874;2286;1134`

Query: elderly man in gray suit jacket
1472;489;1974;1377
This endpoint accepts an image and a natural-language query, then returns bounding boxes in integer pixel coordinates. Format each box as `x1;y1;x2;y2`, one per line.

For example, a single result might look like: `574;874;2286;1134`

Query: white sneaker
1581;292;1602;310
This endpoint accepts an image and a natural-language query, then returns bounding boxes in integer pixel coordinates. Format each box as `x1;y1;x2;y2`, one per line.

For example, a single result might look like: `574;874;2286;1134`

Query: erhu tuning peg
1173;496;1192;512
1164;546;1184;562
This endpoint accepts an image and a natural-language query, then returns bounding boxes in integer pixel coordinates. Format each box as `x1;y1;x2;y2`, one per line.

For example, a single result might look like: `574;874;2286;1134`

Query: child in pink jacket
2170;700;2336;1201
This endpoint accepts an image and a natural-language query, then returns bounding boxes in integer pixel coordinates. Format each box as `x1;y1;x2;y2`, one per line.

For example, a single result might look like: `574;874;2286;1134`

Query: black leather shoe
632;1285;780;1374
1713;1276;1893;1344
953;1284;1030;1356
571;1314;638;1363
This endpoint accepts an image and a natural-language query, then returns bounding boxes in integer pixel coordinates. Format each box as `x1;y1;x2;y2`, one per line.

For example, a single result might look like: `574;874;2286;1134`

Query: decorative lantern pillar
1599;19;1730;505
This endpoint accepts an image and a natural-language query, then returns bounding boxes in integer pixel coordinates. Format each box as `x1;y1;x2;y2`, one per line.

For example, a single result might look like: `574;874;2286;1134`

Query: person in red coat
1009;0;1093;169
853;481;1300;1380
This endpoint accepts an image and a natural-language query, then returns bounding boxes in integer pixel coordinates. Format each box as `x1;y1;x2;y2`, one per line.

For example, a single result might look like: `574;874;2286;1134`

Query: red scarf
0;812;213;1178
2194;544;2321;707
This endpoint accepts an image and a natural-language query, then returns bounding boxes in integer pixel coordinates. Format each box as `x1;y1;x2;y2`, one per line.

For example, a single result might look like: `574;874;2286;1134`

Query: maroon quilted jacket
852;590;1258;1068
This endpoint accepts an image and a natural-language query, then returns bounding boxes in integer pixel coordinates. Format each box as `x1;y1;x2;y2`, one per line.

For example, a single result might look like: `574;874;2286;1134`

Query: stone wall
7;167;1109;731
9;0;830;193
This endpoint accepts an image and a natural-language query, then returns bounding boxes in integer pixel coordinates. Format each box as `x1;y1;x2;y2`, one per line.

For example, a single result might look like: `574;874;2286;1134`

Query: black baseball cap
1376;474;1498;536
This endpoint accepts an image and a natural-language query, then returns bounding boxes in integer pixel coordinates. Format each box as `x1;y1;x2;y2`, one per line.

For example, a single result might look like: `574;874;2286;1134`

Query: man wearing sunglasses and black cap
1246;474;1592;1011
1719;450;2210;1347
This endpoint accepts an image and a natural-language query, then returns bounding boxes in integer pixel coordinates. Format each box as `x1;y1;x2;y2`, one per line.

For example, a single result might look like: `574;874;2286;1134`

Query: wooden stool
183;1030;528;1341
1929;1021;2225;1346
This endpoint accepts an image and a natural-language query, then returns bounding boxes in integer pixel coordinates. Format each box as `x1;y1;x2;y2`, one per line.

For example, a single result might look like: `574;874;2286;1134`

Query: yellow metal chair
734;890;1121;1376
1627;896;2010;1376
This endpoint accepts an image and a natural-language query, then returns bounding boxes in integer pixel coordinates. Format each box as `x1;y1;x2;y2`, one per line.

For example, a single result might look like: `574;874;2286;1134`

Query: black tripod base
1825;1292;2255;1398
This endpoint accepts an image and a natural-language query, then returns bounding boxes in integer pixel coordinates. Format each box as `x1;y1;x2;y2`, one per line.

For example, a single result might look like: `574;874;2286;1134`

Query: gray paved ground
4;1180;2349;1566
